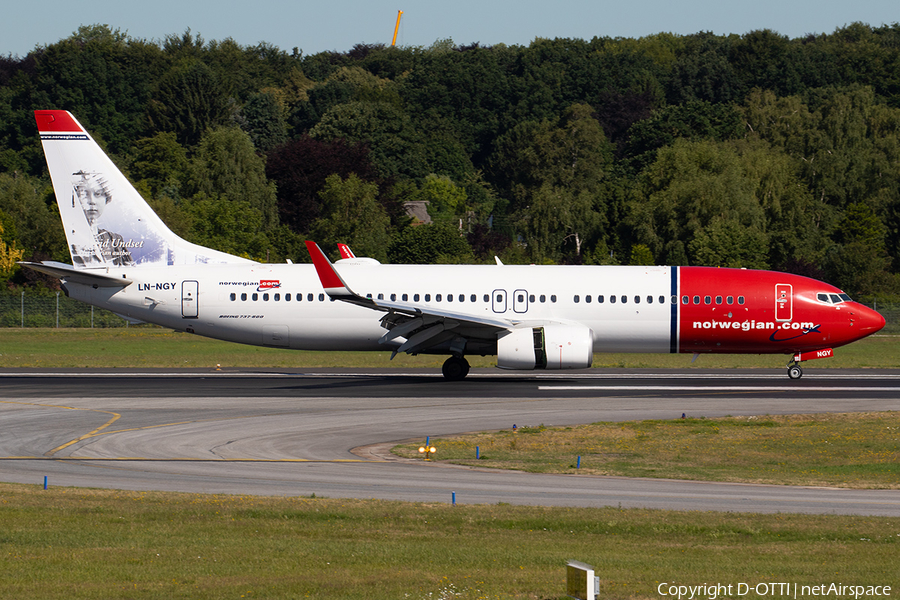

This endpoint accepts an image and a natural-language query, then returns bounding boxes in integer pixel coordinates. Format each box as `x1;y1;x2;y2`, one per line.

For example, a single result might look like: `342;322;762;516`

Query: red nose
855;304;886;336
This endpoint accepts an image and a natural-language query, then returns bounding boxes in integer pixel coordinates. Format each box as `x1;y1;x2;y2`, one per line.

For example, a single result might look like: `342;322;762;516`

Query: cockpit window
818;292;852;305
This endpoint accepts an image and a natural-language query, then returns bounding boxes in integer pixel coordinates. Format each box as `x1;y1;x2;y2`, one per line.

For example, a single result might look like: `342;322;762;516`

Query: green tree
129;132;188;200
0;219;24;279
418;175;467;222
309;101;429;179
148;59;232;147
628;243;654;266
0;172;67;261
309;174;391;262
389;221;474;264
239;92;287;151
629;138;769;267
185;127;279;230
182;194;269;259
491;104;614;262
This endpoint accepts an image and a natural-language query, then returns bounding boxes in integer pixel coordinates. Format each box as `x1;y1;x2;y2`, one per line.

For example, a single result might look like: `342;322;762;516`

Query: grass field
0;484;897;600
394;412;900;489
0;327;897;369
1;328;898;598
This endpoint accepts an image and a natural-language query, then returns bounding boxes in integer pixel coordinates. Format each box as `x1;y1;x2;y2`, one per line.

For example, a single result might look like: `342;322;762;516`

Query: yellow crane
391;10;403;47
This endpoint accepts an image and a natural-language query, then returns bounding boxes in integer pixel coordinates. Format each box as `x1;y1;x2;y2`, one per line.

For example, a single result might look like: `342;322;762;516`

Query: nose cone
855;304;886;338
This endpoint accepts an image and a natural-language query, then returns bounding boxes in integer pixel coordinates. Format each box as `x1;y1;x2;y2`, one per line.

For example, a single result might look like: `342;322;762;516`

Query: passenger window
414;294;420;302
402;293;408;301
459;294;465;302
518;294;525;302
470;294;477;302
540;295;546;303
319;293;325;301
738;296;745;305
671;296;677;304
598;295;604;303
715;296;722;304
693;296;700;304
610;295;617;304
425;294;431;302
704;296;711;305
252;293;259;301
621;295;627;304
230;293;236;301
585;295;591;304
391;293;397;301
647;296;653;304
551;295;557;303
659;296;665;304
436;294;442;302
495;294;502;303
484;294;490;302
274;293;280;301
377;293;384;300
574;295;580;303
726;296;733;305
241;293;247;301
682;296;689;304
263;293;270;301
307;293;314;302
529;294;535;302
634;295;640;304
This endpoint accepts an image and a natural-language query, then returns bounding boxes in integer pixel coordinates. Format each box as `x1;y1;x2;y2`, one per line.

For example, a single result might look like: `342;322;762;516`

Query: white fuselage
67;262;676;354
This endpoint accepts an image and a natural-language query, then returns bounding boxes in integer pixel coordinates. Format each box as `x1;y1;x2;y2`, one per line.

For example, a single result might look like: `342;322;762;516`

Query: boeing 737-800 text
22;110;885;380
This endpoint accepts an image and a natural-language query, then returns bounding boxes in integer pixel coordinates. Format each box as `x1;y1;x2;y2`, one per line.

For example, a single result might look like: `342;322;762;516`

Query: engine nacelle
497;325;594;370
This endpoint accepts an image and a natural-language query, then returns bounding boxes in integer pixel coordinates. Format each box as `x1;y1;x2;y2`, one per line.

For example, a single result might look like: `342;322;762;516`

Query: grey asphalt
1;368;898;515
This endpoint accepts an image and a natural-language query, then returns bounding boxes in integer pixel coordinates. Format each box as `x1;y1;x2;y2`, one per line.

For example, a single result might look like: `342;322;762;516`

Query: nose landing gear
787;348;834;379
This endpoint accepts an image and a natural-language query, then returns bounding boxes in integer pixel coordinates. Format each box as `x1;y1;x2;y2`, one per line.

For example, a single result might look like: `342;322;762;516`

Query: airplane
22;110;886;381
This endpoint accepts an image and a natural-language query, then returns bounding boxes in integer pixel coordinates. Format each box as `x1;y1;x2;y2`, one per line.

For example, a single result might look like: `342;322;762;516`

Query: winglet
337;243;356;259
305;241;354;297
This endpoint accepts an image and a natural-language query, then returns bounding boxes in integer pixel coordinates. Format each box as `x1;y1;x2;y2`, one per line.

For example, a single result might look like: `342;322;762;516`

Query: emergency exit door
775;283;792;321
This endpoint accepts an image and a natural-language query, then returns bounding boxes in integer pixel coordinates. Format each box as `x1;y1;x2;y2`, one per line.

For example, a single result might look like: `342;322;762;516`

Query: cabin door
182;280;199;319
775;283;792;322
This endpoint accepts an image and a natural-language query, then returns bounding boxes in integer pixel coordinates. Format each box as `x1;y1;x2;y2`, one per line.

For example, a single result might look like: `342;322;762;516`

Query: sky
2;0;898;57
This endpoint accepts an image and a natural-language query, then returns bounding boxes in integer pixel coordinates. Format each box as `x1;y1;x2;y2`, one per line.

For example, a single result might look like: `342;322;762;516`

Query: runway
1;368;898;516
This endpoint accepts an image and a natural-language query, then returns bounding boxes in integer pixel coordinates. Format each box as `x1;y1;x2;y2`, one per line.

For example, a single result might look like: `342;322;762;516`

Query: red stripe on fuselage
677;267;882;354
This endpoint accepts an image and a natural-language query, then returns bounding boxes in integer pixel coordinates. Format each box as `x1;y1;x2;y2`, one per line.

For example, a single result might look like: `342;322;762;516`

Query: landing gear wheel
442;356;470;381
787;365;803;380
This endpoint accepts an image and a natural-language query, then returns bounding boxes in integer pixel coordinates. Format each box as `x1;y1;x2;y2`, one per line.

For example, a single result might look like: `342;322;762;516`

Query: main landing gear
441;356;470;381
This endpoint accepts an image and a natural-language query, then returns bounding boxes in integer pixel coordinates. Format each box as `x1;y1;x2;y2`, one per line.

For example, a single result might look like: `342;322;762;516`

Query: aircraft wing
305;241;515;355
19;261;132;288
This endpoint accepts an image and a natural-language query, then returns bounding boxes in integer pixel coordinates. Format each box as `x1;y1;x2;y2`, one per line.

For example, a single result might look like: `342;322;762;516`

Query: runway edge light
566;560;598;600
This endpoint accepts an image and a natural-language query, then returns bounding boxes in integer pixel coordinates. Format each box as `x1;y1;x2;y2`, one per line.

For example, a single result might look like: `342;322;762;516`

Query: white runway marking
539;385;900;392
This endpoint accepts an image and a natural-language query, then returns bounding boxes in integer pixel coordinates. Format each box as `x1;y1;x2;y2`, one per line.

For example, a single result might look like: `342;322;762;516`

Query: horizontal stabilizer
19;261;132;287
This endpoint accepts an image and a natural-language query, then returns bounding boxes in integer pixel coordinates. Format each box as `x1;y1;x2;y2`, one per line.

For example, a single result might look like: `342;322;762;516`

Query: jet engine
497;325;594;370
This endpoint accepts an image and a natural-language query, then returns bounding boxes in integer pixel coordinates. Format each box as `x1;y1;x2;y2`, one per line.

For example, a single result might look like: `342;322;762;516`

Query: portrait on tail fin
70;170;135;267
